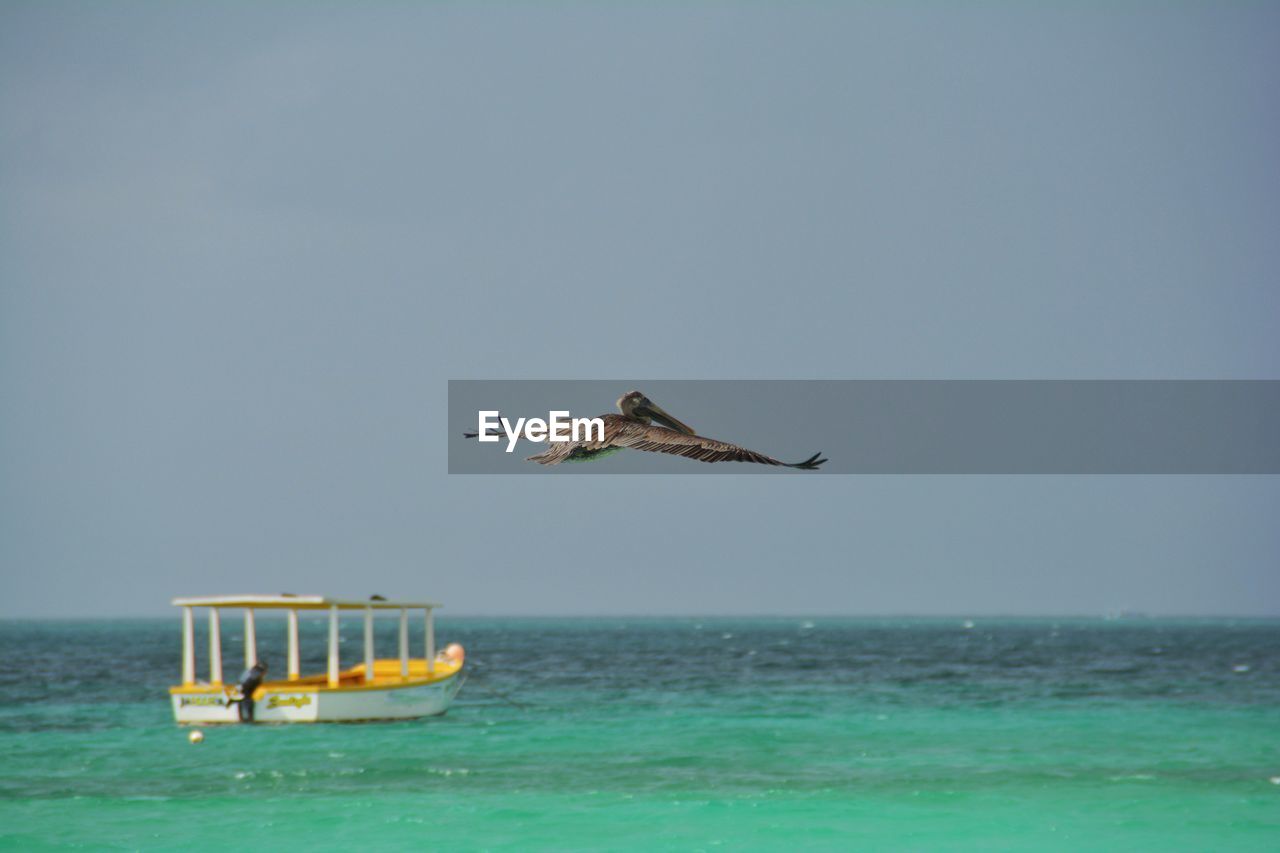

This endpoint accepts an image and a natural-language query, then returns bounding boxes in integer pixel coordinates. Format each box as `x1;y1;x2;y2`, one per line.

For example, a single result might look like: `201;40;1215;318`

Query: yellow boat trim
169;658;462;695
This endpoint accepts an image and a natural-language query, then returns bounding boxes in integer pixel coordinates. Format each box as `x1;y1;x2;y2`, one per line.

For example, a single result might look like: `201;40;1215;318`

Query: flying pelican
465;391;826;470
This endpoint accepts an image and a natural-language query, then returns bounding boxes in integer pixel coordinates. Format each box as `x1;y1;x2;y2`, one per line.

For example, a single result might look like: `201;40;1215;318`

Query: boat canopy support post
398;608;409;679
287;608;300;681
327;605;340;688
425;607;435;675
244;608;257;669
209;608;223;686
363;607;375;683
181;606;195;686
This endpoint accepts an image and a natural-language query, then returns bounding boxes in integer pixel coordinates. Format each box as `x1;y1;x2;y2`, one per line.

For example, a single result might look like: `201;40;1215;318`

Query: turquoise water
1;618;1278;849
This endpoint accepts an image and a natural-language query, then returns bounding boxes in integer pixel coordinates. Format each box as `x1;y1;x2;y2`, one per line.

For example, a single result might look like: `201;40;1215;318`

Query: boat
169;595;465;724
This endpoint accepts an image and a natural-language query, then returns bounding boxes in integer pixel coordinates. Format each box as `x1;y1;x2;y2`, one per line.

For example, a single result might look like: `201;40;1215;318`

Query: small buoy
188;729;204;744
444;643;465;664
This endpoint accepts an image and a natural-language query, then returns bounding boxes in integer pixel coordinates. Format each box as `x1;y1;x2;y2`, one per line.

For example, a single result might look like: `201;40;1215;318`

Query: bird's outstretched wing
523;415;825;469
469;414;826;469
608;420;826;469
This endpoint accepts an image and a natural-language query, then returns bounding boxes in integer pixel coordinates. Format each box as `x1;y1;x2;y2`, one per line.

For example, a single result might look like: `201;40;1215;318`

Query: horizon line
3;611;1278;622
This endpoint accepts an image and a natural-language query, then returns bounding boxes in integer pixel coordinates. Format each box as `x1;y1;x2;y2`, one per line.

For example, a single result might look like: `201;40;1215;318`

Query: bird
464;391;826;470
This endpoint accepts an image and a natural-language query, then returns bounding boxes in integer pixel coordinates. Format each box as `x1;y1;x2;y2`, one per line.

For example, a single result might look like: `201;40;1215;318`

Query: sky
1;1;1277;617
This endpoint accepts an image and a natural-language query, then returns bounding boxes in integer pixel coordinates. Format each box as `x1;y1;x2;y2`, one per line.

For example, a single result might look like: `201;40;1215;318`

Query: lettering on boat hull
171;673;463;724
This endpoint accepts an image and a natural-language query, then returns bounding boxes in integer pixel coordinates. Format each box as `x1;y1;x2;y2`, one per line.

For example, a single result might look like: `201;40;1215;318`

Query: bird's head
616;391;695;434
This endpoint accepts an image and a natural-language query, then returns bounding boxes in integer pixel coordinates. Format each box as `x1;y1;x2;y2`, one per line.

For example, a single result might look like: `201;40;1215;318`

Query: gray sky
2;1;1277;617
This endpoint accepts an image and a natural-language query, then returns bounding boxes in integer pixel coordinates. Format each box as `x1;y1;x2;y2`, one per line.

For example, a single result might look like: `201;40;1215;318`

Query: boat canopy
172;595;441;610
173;594;442;688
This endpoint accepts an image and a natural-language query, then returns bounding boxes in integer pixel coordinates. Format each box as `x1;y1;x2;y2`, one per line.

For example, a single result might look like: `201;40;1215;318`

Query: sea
1;617;1277;850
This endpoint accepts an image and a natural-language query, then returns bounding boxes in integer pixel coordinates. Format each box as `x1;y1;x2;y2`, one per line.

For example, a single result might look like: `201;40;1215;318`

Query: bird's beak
638;399;695;434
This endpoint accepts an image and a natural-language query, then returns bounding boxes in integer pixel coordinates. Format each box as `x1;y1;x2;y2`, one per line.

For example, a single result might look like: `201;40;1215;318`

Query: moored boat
170;595;464;724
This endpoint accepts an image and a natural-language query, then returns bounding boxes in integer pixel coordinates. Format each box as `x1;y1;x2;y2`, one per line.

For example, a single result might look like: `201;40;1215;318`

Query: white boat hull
172;671;464;724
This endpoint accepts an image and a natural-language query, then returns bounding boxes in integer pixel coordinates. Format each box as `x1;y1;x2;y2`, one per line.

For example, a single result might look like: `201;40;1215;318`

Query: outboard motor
229;661;268;722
